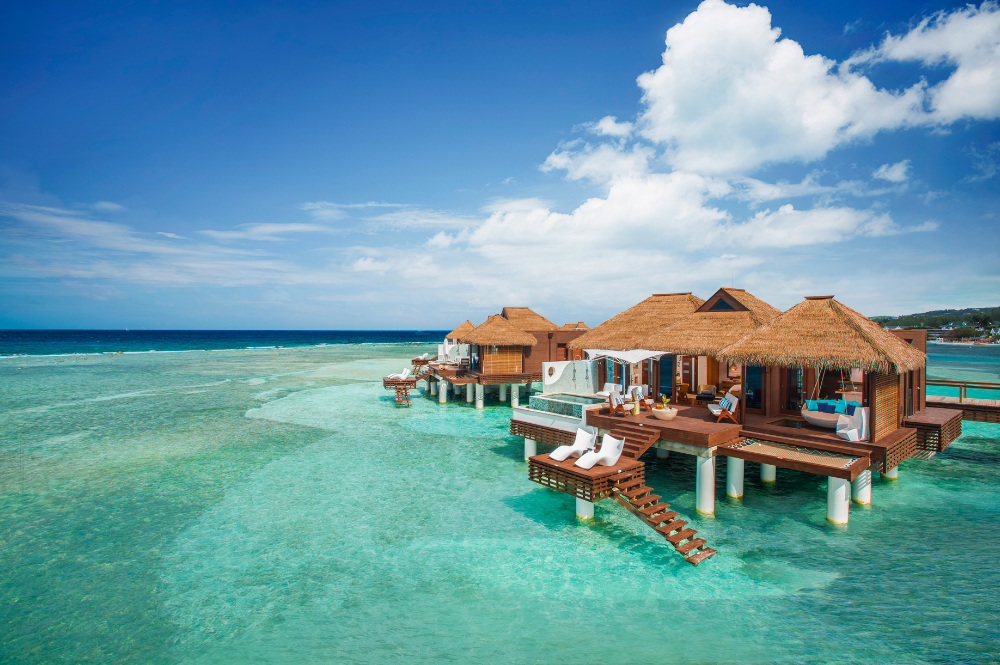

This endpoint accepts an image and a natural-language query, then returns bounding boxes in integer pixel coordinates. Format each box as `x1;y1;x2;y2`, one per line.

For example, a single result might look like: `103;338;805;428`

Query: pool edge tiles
528;393;604;419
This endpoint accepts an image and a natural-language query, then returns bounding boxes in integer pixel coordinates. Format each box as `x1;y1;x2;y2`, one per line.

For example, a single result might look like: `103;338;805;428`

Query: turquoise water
1;345;998;663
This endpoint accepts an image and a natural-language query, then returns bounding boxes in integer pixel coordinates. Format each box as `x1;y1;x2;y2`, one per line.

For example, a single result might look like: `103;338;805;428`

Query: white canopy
585;349;666;364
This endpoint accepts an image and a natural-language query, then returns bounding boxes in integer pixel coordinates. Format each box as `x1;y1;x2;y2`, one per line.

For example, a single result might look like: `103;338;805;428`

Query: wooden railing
926;379;1000;402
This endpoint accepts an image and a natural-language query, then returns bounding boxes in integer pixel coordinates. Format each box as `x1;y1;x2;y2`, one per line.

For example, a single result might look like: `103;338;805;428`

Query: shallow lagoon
1;343;998;663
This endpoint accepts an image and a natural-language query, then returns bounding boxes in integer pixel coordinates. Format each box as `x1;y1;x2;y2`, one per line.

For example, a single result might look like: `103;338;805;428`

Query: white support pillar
438;380;448;404
883;465;899;480
429;379;437;396
466;383;474;403
827;477;850;524
696;455;715;515
576;498;594;520
475;384;484;409
656;448;670;459
726;457;744;499
524;437;536;460
511;385;519;408
760;463;777;483
499;383;507;402
453;381;461;395
524;382;532;395
851;469;872;505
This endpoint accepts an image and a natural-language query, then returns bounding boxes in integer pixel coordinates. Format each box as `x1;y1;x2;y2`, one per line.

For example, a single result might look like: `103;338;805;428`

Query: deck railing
926;379;1000;402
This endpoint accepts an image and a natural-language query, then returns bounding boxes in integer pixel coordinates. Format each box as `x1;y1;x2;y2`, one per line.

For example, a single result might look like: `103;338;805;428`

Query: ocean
1;332;997;664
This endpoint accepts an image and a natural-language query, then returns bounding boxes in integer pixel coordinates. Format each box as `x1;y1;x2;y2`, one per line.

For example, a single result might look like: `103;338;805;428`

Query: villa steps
394;385;412;407
630;494;661;508
655;520;687;535
609;424;661;461
648;511;679;524
610;477;717;567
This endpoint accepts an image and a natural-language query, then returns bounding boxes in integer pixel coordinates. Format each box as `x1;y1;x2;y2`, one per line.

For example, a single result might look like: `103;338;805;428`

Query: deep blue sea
1;332;997;663
0;329;448;356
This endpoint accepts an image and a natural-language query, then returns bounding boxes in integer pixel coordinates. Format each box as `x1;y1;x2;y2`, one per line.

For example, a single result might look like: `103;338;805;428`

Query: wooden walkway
903;407;963;456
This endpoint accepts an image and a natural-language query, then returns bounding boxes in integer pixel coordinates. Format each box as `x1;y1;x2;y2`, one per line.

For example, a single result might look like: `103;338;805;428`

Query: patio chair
708;392;739;424
836;406;868;442
596;382;622;398
387;368;411;381
695;384;717;405
608;390;629;416
574;433;626;470
548;428;597;462
626;384;648;398
628;386;653;412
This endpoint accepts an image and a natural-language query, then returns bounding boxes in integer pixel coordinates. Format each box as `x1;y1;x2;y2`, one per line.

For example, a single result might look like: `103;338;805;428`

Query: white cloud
156;231;187;239
501;177;516;185
633;0;1000;175
873;160;911;182
850;1;1000;124
589;115;634;137
91;201;126;212
198;223;340;241
479;197;553;214
541;140;653;184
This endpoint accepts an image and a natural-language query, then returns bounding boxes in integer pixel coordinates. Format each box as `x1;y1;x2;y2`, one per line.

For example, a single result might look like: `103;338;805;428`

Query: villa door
780;367;805;415
681;356;692;391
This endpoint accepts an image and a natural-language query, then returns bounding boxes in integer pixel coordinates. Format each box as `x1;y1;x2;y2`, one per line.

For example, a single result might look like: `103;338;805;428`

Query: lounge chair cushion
834;401;847;414
845;404;857;416
805;400;819;411
818;402;836;414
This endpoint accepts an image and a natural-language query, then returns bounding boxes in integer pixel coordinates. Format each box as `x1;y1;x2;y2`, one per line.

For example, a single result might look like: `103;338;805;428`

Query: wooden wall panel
874;371;900;441
482;346;523;374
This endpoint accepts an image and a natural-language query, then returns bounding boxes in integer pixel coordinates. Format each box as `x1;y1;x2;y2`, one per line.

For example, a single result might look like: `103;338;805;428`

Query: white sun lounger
574;433;625;470
548;428;597;462
387;367;411;380
596;382;623;398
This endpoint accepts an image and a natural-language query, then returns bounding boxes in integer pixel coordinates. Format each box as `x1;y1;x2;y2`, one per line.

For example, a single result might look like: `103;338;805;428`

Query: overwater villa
506;290;966;566
401;307;590;409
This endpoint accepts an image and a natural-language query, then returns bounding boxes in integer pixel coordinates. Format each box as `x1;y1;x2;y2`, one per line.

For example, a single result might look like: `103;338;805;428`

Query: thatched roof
643;288;780;357
501;307;558;331
718;296;926;373
463;315;538;346
559;321;590;331
567;293;705;351
446;320;475;340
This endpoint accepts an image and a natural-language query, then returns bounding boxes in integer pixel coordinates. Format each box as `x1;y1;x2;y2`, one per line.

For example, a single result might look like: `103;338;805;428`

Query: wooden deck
528;454;644;502
717;438;870;481
586;405;742;448
927;395;1000;423
904;407;963;456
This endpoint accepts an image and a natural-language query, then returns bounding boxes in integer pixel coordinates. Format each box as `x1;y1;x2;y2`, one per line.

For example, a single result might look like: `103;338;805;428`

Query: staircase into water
606;423;716;565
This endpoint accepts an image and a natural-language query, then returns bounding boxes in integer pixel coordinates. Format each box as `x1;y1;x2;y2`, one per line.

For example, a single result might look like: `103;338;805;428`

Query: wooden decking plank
655;520;687;535
648;511;679;524
666;528;697;544
639;502;670;516
623;486;654;498
687;548;716;565
676;538;707;555
629;494;661;507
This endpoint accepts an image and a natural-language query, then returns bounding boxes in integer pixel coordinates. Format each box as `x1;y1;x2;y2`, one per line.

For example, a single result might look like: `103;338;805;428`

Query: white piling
429;380;437;396
883;465;899;480
438;380;448;404
499;384;507;402
696;455;715;515
466;383;474;403
511;384;519;408
475;384;484;409
726;457;744;499
760;463;777;483
453;382;461;395
576;498;594;520
524;437;536;460
827;477;850;524
851;469;872;505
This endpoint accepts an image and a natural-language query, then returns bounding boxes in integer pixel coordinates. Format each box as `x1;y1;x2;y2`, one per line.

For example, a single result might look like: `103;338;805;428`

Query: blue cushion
805;400;819;411
719;396;731;410
818;402;836;414
834;401;847;414
845;404;857;416
847;400;863;408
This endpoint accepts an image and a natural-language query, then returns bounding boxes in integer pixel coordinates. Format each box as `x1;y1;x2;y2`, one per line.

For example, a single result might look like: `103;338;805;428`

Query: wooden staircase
608;423;661;460
610;476;717;566
383;370;433;407
394;385;412;407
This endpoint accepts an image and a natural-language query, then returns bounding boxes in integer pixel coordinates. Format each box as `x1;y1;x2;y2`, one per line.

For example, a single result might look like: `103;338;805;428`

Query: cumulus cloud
588;115;634;137
849;1;1000;124
873;160;911;182
541;141;653;184
631;0;999;175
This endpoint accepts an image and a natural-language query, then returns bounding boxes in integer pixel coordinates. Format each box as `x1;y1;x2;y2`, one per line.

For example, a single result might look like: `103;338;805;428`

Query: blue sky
1;0;998;330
